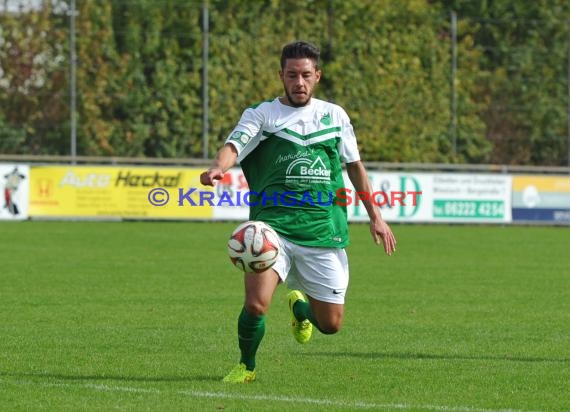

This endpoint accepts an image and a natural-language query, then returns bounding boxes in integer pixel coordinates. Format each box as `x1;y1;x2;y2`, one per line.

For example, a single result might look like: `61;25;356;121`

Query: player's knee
244;301;269;317
312;304;344;334
317;318;343;334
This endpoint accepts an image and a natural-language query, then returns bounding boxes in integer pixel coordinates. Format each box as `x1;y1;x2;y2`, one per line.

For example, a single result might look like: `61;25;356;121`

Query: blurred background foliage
0;0;569;165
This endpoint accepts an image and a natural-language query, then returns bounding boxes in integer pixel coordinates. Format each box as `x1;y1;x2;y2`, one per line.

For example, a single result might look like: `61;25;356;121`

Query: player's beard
284;88;312;108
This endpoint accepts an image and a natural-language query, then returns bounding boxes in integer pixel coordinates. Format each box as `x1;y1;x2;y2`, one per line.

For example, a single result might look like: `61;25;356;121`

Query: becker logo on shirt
285;156;331;183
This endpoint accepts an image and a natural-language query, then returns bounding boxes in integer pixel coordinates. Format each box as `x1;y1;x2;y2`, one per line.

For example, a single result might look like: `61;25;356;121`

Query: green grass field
0;221;568;411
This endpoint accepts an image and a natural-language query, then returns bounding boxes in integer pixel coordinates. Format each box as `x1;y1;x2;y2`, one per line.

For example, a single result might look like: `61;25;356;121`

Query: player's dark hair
280;41;320;70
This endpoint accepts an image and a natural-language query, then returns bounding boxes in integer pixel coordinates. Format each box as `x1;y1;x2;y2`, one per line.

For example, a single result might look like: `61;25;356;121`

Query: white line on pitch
0;378;540;412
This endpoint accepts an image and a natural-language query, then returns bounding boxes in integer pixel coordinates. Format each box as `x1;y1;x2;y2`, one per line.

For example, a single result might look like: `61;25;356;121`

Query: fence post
567;19;570;167
202;0;209;159
69;0;77;164
451;10;458;159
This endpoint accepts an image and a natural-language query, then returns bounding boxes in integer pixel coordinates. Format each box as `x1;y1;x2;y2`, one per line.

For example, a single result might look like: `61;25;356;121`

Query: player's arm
200;143;238;186
346;160;396;255
201;105;264;186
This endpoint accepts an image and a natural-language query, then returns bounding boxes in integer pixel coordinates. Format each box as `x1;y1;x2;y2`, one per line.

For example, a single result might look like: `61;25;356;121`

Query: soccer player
200;40;396;383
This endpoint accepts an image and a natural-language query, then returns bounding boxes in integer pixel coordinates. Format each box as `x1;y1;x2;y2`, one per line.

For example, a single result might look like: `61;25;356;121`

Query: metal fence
1;153;568;176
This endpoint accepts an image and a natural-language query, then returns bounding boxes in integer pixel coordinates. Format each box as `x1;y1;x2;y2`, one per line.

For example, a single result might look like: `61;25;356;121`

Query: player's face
279;58;321;107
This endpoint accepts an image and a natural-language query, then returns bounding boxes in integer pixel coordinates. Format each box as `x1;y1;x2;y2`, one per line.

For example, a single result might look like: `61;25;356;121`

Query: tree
437;0;570;165
0;0;68;154
108;0;203;157
1;0;568;165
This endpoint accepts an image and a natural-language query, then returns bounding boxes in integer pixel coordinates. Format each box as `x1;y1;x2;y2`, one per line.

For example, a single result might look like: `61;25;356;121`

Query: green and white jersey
225;97;360;248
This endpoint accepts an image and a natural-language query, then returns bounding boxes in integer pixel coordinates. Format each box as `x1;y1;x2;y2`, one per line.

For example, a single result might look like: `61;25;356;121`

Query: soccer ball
227;221;280;273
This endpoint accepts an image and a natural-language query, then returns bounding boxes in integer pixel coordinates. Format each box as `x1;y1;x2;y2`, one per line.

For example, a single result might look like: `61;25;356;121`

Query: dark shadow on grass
299;351;570;363
0;371;219;383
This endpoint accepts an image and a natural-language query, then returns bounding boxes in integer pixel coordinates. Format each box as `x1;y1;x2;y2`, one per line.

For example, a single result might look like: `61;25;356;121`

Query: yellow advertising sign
512;175;570;192
29;166;213;219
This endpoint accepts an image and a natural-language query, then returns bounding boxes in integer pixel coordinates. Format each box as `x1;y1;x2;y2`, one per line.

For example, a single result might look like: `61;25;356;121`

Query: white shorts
272;236;349;304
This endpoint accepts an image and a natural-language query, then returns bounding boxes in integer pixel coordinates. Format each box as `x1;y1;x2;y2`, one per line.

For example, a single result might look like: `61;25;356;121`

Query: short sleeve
225;107;265;161
337;109;360;163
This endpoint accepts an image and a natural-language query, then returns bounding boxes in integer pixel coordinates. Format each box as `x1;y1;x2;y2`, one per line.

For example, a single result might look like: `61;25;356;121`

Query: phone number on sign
433;200;505;218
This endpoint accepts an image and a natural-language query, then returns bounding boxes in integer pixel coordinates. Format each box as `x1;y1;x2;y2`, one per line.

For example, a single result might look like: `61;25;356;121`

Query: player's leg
240;269;281;371
288;245;348;336
289;293;344;334
4;188;11;210
243;268;280;316
305;298;344;334
223;268;280;383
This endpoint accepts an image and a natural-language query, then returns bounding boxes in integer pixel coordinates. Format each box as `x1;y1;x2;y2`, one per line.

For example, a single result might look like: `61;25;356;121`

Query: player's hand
200;168;224;186
370;219;396;256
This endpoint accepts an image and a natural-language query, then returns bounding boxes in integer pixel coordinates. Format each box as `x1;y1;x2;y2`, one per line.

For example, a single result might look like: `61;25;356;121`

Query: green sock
237;306;266;371
292;300;321;331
